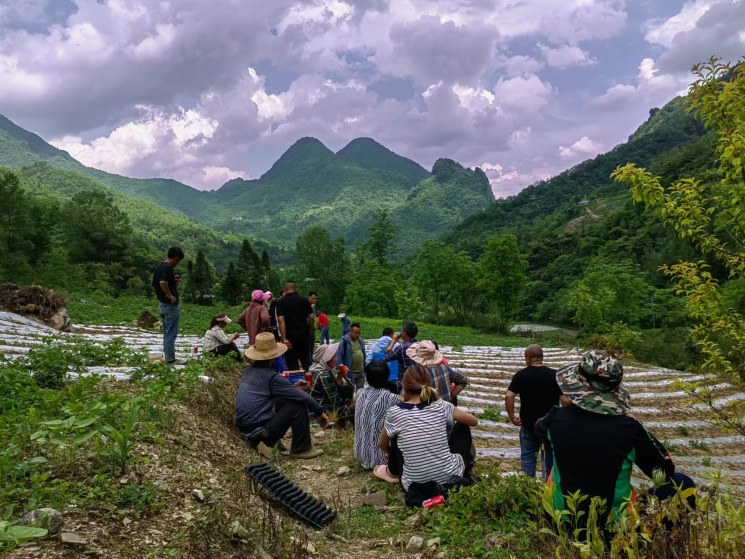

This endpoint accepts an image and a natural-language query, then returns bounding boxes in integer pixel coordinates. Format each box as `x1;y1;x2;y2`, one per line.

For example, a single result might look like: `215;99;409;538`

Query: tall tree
478;235;528;329
187;250;215;305
0;169;34;282
366;208;396;265
296;226;350;309
221;262;243;306
238;239;260;290
612;58;745;435
62;190;132;264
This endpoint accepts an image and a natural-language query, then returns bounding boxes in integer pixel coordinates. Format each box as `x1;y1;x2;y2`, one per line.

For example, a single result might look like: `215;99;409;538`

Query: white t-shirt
203;325;231;352
384;398;464;491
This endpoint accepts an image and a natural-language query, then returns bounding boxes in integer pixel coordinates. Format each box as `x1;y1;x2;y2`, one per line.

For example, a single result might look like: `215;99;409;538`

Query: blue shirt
385;338;417;387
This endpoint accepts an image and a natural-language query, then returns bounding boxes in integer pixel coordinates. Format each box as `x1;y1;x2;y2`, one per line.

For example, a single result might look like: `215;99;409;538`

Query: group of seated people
232;319;697;531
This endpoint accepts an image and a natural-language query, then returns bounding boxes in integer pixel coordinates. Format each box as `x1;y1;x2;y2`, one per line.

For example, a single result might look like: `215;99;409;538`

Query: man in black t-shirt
506;344;564;480
276;281;314;371
151;247;184;364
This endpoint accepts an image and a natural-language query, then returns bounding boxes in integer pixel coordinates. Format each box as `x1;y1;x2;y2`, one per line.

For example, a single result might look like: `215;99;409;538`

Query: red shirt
318;313;329;327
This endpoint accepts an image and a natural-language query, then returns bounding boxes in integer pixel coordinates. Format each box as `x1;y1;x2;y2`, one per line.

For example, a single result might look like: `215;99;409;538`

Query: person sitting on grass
309;342;354;425
536;350;696;534
236;333;327;460
406;340;468;404
203;314;242;361
379;365;478;495
354;360;401;477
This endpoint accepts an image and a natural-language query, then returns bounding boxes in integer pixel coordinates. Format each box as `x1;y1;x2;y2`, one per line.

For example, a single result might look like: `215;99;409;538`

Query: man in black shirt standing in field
505;344;564;480
151;247;184;364
276;281;314;371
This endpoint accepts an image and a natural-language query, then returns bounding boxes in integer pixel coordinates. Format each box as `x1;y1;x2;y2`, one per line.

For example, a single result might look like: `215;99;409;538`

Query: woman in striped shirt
379;365;478;492
354;360;401;473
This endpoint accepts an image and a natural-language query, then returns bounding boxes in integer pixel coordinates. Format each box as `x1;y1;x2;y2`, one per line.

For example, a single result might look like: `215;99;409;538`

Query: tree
237;239;260;290
344;261;401;317
221;262;243;306
412;240;481;324
0;169;34;282
61;190;132;264
612;58;745;435
296;226;350;309
366;208;396;265
478;235;527;329
186;250;215;305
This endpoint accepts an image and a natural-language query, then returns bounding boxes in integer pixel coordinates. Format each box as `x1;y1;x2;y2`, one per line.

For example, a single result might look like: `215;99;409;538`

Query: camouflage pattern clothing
556;350;630;416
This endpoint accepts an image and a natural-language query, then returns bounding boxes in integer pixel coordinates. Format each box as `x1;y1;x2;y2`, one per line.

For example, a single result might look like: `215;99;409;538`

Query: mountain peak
0;113;77;162
259;137;334;182
336;137;429;186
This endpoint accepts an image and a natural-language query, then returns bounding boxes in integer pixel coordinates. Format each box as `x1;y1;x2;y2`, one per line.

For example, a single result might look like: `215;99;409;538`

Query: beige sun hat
406;340;443;368
312;342;340;367
245;332;288;361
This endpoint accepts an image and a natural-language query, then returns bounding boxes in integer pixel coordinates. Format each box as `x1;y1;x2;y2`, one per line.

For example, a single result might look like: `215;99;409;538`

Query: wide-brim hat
406;341;443;368
312;342;339;367
245;332;287;361
557;350;630;416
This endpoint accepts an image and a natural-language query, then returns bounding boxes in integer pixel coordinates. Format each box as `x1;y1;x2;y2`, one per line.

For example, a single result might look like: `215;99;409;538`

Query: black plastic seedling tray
244;463;337;529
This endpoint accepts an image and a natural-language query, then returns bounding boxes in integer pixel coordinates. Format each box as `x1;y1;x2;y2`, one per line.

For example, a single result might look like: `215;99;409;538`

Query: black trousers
238;399;312;454
388;423;475;479
210;342;242;361
285;333;311;371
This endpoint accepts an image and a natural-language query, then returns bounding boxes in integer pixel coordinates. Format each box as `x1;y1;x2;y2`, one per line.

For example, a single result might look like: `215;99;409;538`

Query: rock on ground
406;536;423;553
20;508;64;535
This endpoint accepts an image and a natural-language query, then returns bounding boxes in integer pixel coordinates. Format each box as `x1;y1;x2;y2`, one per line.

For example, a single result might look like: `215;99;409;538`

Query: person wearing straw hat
536;350;695;529
236;333;328;460
406;341;468;403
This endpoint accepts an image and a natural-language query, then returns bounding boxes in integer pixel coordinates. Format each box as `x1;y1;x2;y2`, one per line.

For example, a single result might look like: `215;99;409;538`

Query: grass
66;293;570;348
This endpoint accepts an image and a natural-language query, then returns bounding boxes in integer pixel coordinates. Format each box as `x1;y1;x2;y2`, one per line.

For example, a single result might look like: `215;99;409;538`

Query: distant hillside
439;95;718;328
0;118;493;249
441;97;709;256
15;161;288;269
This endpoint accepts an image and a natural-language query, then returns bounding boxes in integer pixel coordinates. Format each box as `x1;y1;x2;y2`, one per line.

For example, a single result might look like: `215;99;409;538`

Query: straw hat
406;340;443;368
245;332;288;361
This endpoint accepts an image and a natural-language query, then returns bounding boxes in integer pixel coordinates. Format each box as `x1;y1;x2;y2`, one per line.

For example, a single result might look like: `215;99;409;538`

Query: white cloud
589;58;688;109
645;0;714;47
558;136;603;159
540;44;596;69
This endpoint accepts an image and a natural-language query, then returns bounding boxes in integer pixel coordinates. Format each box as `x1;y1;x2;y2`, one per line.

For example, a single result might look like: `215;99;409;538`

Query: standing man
384;320;418;392
152;247;184;365
238;289;271;344
505;344;563;480
276;281;314;371
307;292;319;364
337;323;366;390
338;313;351;338
269;289;283;341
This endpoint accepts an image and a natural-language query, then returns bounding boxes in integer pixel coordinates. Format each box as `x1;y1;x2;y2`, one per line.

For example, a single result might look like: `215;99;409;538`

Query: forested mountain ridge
0;114;211;217
441;96;709;256
435;93;721;350
0;116;493;248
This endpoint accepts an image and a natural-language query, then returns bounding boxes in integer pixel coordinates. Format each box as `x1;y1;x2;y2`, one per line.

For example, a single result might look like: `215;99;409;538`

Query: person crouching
203;314;242;361
309;342;354;426
236;333;327;459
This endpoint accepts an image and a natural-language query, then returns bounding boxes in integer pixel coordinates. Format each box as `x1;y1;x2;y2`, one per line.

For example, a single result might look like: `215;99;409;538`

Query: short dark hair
308;291;318;297
365;359;389;389
350;322;361;330
382;328;394;336
168;247;184;259
402;320;418;338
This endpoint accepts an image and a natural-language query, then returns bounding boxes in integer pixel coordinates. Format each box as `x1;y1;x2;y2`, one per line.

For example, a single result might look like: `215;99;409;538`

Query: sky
0;1;743;196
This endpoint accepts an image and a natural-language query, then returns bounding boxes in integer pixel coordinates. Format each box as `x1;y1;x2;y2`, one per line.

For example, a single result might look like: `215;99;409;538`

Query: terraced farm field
2;312;743;494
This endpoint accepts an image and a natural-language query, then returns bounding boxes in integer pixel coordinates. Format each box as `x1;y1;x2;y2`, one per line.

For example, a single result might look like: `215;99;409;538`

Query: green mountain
0;117;494;250
440;95;717;331
336;137;430;185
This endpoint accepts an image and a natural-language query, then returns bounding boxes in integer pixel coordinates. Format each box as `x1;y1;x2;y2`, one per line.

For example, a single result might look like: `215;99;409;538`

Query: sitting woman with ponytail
379;365;478;496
